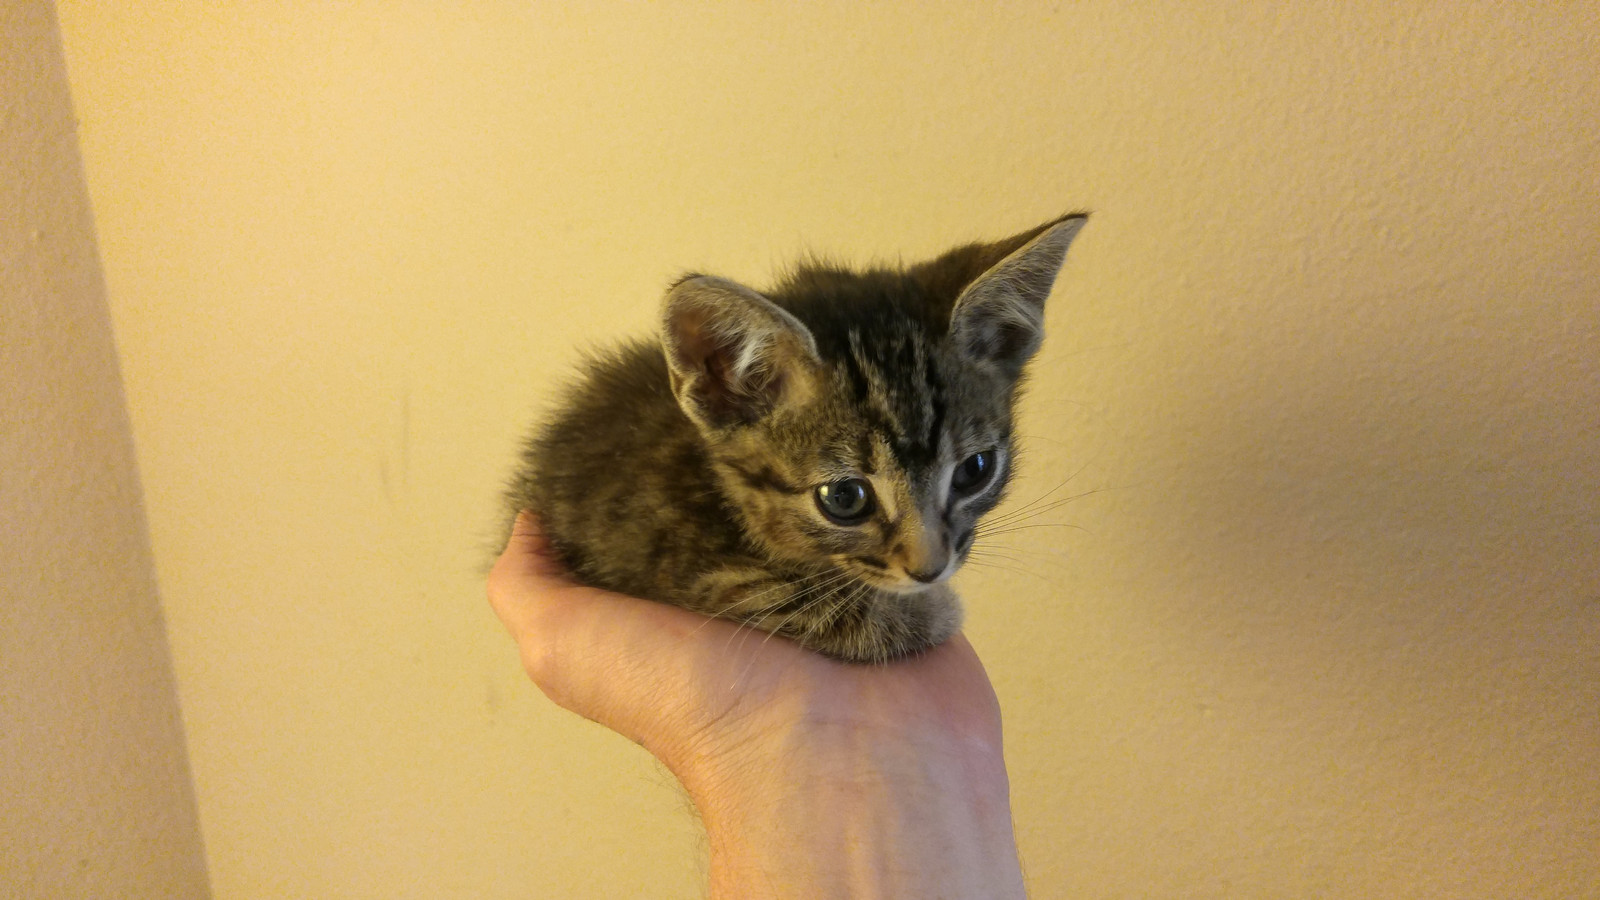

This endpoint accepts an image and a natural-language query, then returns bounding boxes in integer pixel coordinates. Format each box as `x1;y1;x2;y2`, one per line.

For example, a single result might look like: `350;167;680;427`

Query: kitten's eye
814;478;875;525
951;450;997;495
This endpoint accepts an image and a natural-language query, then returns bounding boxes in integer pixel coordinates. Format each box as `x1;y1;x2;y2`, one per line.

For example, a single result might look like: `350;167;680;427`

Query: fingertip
491;510;574;591
502;510;554;562
510;509;538;539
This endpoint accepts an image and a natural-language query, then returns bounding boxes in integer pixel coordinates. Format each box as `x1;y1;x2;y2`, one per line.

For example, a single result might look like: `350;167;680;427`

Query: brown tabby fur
505;214;1087;662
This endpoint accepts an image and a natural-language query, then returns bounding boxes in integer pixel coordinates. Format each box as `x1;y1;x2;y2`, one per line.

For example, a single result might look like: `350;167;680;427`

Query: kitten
505;214;1087;662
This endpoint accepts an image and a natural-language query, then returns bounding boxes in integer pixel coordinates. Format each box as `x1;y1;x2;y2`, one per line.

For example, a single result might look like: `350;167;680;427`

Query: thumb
487;511;603;657
486;511;736;752
493;510;576;584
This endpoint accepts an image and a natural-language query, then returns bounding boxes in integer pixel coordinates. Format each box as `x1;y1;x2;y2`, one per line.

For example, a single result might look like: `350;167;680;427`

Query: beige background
17;1;1599;896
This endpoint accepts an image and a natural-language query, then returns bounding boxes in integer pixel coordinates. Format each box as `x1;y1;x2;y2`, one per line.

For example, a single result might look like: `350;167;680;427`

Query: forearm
690;725;1026;899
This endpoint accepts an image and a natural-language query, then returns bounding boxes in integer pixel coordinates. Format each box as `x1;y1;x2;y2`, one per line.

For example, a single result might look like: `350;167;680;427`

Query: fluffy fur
504;214;1087;662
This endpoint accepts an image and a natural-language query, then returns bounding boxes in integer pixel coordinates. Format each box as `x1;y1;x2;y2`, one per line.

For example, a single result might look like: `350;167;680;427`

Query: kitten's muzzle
892;528;955;587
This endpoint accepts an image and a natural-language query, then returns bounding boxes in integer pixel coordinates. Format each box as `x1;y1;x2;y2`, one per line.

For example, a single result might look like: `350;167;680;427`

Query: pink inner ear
678;313;743;388
668;304;717;370
669;302;772;425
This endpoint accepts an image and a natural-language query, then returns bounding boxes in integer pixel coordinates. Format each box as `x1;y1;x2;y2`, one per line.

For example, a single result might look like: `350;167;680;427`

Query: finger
494;510;576;584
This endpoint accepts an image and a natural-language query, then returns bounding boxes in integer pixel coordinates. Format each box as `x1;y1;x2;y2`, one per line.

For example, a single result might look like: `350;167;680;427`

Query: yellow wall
55;2;1599;897
1;2;209;896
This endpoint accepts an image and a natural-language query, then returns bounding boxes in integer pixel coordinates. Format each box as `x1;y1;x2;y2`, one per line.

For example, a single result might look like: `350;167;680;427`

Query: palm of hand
487;514;1004;795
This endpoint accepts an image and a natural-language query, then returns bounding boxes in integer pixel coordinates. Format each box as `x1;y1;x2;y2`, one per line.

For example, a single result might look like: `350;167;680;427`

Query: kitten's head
660;214;1086;595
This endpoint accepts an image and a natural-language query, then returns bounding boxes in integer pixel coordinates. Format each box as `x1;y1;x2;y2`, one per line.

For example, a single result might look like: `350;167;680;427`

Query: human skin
487;512;1028;899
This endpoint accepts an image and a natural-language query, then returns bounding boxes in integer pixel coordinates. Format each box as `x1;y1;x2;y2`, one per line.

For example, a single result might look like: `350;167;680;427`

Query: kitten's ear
661;275;822;429
946;215;1087;376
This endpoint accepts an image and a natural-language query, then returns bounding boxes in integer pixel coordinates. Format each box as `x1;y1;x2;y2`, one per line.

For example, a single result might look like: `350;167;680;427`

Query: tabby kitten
505;214;1087;662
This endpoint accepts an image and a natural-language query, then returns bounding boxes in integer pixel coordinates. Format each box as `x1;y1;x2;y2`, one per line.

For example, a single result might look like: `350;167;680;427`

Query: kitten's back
506;340;742;599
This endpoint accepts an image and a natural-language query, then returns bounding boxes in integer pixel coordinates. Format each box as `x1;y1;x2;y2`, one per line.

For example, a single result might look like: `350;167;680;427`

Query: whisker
983;458;1097;526
965;551;1029;566
806;582;864;640
978;522;1092;539
712;568;858;654
982;484;1107;529
734;577;863;686
962;558;1053;586
758;576;851;648
684;567;827;645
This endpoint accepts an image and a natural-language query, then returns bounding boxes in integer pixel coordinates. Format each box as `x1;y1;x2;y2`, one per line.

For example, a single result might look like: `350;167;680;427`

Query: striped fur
505;215;1086;662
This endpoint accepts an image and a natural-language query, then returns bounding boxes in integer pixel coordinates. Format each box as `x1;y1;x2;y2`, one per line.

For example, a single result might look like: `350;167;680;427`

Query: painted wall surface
56;3;1599;897
0;2;210;897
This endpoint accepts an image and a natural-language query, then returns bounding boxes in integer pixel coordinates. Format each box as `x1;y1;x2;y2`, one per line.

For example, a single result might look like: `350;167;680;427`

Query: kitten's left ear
948;215;1087;376
661;275;823;430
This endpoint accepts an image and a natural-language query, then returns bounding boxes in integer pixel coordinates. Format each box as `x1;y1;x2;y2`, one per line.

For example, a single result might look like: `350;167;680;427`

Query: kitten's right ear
661;276;822;430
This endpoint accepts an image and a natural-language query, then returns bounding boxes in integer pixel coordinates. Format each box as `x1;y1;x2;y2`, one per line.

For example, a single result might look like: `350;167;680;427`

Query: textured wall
56;2;1599;897
0;1;210;897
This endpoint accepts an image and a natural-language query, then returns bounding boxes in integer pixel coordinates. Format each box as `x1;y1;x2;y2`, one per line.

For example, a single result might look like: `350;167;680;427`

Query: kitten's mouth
844;561;959;594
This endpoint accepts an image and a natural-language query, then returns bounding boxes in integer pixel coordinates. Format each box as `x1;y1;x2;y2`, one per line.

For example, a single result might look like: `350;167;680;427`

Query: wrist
684;703;1025;899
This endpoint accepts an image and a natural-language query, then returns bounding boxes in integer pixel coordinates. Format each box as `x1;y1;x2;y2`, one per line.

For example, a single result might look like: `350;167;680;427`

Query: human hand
488;511;1027;899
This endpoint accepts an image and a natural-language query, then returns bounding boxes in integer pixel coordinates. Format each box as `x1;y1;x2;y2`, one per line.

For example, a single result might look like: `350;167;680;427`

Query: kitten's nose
902;537;951;584
895;514;951;584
